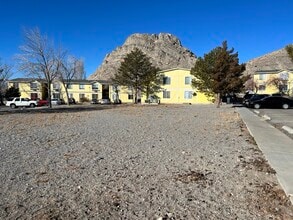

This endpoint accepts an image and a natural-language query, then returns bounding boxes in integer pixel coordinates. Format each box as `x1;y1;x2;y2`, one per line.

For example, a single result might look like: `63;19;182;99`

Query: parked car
244;94;270;107
90;99;100;104
5;97;38;108
249;96;293;109
99;98;111;105
242;92;255;105
51;98;64;105
145;95;160;104
37;99;49;106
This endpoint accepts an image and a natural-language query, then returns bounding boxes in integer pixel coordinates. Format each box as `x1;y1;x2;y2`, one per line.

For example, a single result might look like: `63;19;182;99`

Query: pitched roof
159;67;190;73
8;78;46;82
8;78;112;84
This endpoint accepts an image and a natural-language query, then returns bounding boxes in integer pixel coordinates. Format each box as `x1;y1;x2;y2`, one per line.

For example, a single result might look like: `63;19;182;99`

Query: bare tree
58;56;85;105
244;78;258;93
266;76;288;94
0;60;13;105
16;27;61;108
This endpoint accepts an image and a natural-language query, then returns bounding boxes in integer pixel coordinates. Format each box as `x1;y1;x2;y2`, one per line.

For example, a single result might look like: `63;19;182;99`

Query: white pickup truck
5;97;38;109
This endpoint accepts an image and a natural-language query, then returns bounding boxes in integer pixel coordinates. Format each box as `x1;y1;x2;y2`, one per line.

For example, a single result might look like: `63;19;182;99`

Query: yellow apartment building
7;68;212;104
114;68;211;104
7;78;47;100
253;70;293;95
7;78;115;104
154;68;210;104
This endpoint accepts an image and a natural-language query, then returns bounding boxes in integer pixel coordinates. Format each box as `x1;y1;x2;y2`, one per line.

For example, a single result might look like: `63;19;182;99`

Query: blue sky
1;0;293;78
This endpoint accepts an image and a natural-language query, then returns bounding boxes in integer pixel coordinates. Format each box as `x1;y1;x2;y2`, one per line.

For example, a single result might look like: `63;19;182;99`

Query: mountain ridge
88;33;197;80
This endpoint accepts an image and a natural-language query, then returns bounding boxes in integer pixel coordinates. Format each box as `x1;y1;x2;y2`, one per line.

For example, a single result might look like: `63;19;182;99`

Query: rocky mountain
245;47;293;75
89;33;197;80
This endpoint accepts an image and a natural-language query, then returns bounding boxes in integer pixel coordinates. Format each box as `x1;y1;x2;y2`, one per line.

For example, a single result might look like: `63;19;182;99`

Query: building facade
7;68;212;104
7;78;114;104
253;70;293;95
150;68;210;104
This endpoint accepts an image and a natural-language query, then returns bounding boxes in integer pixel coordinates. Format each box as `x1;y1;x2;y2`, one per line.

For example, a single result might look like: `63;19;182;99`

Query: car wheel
30;103;35;108
282;103;289;109
10;104;16;109
254;103;260;109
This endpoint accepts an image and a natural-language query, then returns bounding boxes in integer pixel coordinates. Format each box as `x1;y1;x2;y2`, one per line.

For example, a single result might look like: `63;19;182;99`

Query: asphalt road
250;108;293;139
257;109;293;128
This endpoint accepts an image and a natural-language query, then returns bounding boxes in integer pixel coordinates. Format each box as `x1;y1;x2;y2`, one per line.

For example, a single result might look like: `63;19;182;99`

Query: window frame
184;91;193;99
185;76;192;85
258;74;266;80
163;90;170;99
30;82;38;90
163;77;171;85
79;83;85;90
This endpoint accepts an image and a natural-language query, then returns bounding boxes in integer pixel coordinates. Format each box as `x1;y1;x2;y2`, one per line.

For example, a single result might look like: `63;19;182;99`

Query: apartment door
102;85;109;99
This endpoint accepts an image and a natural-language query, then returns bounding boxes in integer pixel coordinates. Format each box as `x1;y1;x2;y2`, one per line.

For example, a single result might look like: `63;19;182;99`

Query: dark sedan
249;96;293;109
244;94;270;107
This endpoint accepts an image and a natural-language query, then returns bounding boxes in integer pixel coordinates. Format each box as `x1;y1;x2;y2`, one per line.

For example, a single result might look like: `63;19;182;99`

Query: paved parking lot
257;109;293;127
250;108;293;139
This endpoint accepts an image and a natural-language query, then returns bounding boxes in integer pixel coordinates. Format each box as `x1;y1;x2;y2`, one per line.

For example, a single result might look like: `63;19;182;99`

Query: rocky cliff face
245;48;293;75
89;33;197;80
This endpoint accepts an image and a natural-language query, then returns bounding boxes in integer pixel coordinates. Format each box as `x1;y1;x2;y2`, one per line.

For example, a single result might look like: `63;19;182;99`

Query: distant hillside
245;47;293;75
88;33;197;80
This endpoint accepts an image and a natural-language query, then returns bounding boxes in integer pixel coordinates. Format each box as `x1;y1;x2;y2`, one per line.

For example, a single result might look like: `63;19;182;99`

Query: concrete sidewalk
237;107;293;204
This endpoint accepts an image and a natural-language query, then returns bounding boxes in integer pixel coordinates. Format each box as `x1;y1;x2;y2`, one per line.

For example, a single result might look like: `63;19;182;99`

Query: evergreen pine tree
112;48;161;103
191;41;248;107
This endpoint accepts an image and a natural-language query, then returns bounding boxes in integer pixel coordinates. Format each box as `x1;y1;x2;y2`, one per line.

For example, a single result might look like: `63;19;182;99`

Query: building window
92;83;99;90
128;94;133;100
30;82;38;90
67;83;72;89
279;72;289;80
185;77;192;85
53;93;60;99
163;77;171;85
69;93;73;98
184;91;193;99
53;82;60;90
259;85;266;91
258;74;266;80
79;83;85;89
92;94;98;100
13;82;19;89
163;90;170;98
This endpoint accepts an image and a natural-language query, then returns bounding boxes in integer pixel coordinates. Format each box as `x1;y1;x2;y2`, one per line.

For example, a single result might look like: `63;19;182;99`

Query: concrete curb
282;126;293;134
237;108;293;205
262;114;271;121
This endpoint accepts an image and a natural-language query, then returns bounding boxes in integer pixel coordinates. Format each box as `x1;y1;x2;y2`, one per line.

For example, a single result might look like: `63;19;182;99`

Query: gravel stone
0;104;292;219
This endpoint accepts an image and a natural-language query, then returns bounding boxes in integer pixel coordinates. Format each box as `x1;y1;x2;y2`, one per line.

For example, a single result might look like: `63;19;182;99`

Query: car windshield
250;95;268;100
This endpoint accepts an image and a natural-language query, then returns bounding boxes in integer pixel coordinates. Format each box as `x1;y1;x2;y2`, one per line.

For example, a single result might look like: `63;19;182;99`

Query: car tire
254;103;260;109
10;104;16;109
282;103;289;109
30;103;35;108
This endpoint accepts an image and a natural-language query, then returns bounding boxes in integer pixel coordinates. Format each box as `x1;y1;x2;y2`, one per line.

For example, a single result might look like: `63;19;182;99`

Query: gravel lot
0;104;292;219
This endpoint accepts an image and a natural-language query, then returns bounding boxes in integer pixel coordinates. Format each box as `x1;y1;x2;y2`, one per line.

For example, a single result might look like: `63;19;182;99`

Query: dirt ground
0;104;292;219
